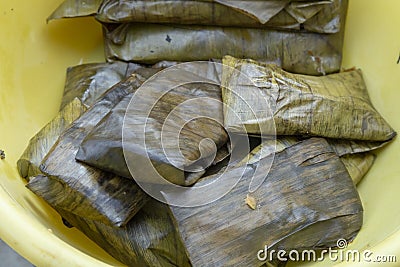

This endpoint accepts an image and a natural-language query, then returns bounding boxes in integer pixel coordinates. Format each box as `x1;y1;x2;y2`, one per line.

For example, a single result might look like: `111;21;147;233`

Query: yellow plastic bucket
0;0;399;266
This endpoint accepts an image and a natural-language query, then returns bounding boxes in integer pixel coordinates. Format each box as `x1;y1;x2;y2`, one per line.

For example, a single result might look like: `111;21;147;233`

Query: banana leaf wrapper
48;0;346;34
17;98;87;181
38;74;158;227
246;137;376;185
103;23;345;75
46;0;102;22
169;138;363;266
94;0;345;34
76;81;228;186
341;153;375;185
222;56;396;141
60;61;145;110
18;61;150;181
27;175;190;267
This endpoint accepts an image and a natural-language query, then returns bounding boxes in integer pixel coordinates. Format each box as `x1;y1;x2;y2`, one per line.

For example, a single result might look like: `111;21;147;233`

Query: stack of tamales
17;1;398;266
47;0;348;75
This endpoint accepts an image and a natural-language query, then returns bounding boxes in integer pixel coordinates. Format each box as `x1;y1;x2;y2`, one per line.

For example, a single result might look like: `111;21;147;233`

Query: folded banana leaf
222;56;396;141
76;80;228;186
325;139;379;185
341;153;375;185
246;137;375;185
60;61;145;110
49;0;345;34
169;138;363;266
98;0;345;34
38;74;158;227
18;61;152;181
325;138;391;156
103;22;345;75
27;175;190;267
47;0;102;22
17;98;87;181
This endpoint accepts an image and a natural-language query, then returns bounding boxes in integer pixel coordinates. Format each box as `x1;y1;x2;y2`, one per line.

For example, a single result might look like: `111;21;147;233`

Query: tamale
76;81;227;186
17;98;86;181
60;61;143;110
96;0;345;34
222;56;396;141
49;0;346;34
103;23;345;75
28;175;190;267
169;138;363;266
76;61;227;187
38;74;157;227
